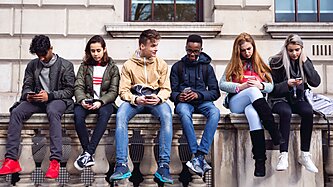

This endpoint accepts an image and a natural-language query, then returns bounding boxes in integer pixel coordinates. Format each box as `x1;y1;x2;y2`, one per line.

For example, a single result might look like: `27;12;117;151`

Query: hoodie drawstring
144;57;148;85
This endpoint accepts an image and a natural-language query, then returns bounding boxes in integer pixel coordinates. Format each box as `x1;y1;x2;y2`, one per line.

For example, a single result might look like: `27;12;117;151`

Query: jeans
115;102;173;164
272;100;313;152
175;101;220;155
74;102;114;155
229;87;263;131
6;100;66;161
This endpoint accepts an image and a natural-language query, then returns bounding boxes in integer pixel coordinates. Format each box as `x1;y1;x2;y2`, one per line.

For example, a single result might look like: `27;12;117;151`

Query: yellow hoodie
119;51;171;105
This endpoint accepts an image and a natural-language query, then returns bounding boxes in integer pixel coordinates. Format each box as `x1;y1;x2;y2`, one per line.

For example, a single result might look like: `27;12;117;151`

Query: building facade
0;0;332;113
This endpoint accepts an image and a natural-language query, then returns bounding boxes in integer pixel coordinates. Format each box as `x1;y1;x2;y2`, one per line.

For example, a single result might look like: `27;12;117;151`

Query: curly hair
83;35;110;66
139;29;161;46
29;35;51;55
225;32;272;83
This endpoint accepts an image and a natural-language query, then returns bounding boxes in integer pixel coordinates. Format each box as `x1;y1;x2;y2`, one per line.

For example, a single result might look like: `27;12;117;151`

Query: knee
246;87;262;98
176;104;191;118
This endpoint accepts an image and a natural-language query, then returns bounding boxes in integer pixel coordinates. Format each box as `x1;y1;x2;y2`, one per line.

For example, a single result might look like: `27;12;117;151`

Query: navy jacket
170;52;220;105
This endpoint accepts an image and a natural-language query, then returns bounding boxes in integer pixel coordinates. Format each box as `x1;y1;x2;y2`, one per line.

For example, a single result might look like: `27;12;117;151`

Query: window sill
264;22;333;39
105;22;223;38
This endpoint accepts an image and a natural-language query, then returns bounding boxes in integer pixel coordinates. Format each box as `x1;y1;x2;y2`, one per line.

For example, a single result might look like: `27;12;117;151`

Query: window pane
154;0;174;21
320;0;333;21
131;0;152;21
275;0;295;22
298;0;317;22
176;0;196;21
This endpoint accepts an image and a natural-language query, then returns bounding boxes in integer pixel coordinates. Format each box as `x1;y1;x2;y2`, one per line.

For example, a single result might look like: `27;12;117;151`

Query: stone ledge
264;23;333;39
105;22;223;38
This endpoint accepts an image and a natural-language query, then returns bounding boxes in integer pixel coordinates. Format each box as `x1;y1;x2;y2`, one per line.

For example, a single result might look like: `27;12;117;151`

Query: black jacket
268;57;321;106
20;55;75;113
170;52;220;105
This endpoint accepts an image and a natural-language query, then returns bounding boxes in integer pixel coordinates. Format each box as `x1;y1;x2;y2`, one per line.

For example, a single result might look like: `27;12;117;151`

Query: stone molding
264;22;333;39
105;22;223;38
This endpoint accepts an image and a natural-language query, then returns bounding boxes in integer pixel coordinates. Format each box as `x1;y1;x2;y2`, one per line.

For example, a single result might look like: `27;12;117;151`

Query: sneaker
276;152;288;171
202;159;212;174
74;151;95;171
45;159;60;179
110;163;132;181
0;158;22;175
186;155;204;177
154;163;173;184
298;151;318;173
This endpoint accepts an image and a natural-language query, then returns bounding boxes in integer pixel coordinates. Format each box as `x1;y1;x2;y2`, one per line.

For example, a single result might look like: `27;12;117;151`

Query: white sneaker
298;151;318;173
276;152;288;171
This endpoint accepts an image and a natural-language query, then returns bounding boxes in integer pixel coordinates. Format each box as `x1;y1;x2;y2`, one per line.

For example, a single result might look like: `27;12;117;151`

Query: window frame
124;0;203;22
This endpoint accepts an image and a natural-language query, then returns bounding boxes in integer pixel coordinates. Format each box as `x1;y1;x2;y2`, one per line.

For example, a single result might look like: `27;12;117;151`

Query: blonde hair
225;32;272;82
269;34;306;81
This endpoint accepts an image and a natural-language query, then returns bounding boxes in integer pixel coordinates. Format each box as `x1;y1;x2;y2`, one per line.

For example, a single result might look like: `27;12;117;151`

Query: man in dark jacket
0;35;75;179
170;34;220;176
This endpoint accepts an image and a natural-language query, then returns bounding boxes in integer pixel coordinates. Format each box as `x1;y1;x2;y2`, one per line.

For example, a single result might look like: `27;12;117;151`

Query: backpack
305;89;332;144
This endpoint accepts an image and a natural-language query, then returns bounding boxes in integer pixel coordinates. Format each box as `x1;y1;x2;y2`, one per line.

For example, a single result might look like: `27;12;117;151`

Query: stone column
91;132;110;187
0;130;10;186
139;129;158;187
188;129;206;187
165;129;182;187
113;130;133;187
325;130;333;187
40;130;60;187
65;130;85;187
15;129;36;187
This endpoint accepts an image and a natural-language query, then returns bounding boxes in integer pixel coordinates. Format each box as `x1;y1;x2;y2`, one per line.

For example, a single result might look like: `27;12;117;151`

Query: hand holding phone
84;99;94;105
295;77;303;80
145;95;154;99
183;87;191;93
27;91;36;95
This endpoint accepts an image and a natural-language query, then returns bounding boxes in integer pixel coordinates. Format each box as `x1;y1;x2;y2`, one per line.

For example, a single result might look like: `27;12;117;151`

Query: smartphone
27;91;36;95
183;87;191;93
244;75;256;80
295;77;303;80
84;99;94;105
145;95;154;99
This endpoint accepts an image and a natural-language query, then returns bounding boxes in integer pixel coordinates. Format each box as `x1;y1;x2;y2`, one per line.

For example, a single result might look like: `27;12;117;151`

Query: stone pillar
188;129;206;187
40;130;60;187
113;130;133;187
91;132;110;187
165;129;182;187
15;130;36;187
0;130;10;186
65;130;85;187
139;129;158;187
325;130;333;187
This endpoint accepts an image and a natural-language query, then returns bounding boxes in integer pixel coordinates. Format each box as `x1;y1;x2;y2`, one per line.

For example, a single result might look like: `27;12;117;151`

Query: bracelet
260;82;265;90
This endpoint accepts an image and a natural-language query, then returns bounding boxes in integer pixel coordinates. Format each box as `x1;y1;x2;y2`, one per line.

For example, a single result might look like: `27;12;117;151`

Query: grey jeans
6;100;66;161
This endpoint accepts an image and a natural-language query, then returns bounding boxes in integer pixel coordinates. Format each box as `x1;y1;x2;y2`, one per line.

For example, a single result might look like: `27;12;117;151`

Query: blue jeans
74;103;114;155
115;102;173;164
229;87;263;131
175;101;220;155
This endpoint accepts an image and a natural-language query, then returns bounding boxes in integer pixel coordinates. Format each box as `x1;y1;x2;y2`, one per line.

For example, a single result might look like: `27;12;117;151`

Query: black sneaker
109;163;132;181
74;151;95;171
186;155;204;177
154;163;173;184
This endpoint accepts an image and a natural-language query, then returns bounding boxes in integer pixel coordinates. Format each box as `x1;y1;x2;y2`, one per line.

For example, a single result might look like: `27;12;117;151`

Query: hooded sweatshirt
170;52;220;105
119;51;171;105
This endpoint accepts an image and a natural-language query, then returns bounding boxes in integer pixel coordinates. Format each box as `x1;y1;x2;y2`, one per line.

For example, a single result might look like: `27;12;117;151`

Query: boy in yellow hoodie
110;29;173;184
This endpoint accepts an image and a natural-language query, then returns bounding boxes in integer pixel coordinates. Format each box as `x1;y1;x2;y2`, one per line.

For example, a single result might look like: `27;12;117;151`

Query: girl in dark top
269;34;321;173
73;35;120;170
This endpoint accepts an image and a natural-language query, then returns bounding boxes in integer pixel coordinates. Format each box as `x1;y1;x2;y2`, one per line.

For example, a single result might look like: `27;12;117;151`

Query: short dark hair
186;34;202;45
139;29;161;45
29;35;51;55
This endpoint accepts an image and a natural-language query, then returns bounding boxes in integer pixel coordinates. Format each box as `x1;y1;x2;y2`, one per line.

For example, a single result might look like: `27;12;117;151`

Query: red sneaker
45;159;60;179
0;158;22;175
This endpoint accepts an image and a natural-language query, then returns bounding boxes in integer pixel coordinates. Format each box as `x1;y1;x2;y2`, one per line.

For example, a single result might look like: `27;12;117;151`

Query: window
275;0;333;22
125;0;203;22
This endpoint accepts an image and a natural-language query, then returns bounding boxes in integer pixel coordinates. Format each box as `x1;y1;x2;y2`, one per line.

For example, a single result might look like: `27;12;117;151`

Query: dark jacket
170;52;220;105
268;57;321;106
20;55;75;113
74;59;120;105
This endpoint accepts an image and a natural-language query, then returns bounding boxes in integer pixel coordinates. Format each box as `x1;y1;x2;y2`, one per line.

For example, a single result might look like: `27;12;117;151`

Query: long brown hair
83;35;110;66
225;33;272;82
